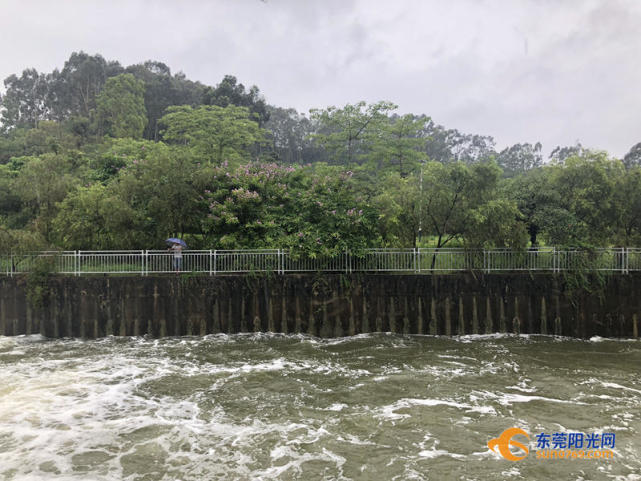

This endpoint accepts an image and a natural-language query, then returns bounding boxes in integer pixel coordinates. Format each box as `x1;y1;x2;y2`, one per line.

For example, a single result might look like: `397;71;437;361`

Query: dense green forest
1;52;641;256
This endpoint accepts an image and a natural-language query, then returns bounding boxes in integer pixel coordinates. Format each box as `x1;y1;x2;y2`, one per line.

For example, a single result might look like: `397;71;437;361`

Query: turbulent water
1;333;640;481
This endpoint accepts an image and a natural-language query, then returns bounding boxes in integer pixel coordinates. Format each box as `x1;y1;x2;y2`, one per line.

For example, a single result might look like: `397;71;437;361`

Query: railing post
623;247;628;274
483;249;488;274
75;250;80;276
278;249;282;275
9;253;13;278
628;247;631;274
209;250;213;276
213;250;217;275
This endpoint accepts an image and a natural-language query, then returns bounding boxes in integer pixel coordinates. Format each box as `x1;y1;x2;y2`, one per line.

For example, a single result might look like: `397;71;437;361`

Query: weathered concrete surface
1;274;640;338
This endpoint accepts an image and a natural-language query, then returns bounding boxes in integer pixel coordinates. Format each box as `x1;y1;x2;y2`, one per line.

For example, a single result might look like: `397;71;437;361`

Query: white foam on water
587;336;641;343
326;403;348;411
377;397;496;420
0;353;187;478
336;433;376;446
307;361;371;377
409;363;475;379
320;333;376;345
473;389;587;406
252;447;346;480
500;393;588;405
453;333;534;343
505;379;537;393
437;354;478;361
600;382;641;395
2;335;640;480
418;448;465;459
469;449;499;459
501;467;521;477
347;382;365;391
441;360;470;368
270;444;296;460
0;348;26;356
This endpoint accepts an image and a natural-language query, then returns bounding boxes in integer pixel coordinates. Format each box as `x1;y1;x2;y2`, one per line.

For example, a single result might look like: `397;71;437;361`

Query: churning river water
0;333;640;481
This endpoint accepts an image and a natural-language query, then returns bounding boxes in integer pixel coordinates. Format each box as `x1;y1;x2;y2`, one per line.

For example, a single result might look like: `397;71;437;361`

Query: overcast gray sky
1;0;640;157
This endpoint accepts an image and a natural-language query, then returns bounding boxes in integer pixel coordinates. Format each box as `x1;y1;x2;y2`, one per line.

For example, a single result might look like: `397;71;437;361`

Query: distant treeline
1;51;640;255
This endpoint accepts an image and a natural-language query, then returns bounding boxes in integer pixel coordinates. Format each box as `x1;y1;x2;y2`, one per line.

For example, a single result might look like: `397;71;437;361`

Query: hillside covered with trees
1;51;641;256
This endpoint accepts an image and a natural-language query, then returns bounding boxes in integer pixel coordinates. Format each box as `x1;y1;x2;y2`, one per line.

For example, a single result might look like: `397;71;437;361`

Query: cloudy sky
1;0;640;156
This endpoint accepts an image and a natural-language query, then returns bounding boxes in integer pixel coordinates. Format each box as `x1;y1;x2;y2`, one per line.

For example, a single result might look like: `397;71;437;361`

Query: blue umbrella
166;238;188;249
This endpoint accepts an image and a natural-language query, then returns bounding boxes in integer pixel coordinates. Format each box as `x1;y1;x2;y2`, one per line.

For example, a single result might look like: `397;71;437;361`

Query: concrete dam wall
0;274;640;339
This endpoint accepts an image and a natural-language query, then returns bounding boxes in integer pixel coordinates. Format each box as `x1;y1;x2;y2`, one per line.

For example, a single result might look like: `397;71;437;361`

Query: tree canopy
96;74;147;138
1;52;640;255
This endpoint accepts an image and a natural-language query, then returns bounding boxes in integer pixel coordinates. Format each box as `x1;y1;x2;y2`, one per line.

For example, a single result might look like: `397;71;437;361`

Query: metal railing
1;247;640;277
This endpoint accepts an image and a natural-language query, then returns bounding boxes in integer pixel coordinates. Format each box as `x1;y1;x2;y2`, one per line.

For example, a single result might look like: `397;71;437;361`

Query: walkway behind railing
2;247;641;276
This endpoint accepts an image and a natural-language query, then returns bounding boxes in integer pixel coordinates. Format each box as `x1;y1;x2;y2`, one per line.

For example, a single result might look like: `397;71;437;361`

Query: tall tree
160;105;265;164
376;161;525;248
264;106;325;164
95;74;147;139
13;154;80;242
370;114;428;176
504;167;558;246
1;69;49;130
47;51;123;121
108;141;201;246
374;174;422;246
202;75;269;125
310;100;397;165
623;142;641;170
421;119;496;164
549;143;584;164
52;183;143;249
496;142;543;176
613;166;641;244
126;61;205;140
547;151;620;245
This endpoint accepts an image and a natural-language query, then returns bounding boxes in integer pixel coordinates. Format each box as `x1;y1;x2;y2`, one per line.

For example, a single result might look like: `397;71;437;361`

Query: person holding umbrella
166;238;187;272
